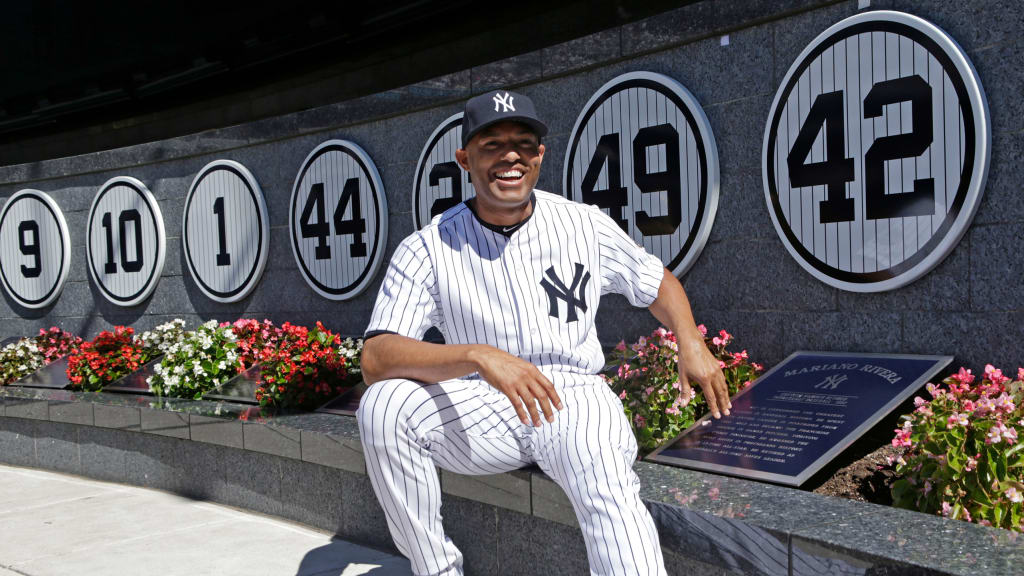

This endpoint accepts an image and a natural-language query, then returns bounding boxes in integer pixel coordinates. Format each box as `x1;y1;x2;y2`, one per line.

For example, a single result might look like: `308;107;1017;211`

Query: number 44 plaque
647;351;952;486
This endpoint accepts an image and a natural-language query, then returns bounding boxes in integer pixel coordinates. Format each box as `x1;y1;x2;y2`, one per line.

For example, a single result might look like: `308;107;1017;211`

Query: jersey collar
465;192;536;237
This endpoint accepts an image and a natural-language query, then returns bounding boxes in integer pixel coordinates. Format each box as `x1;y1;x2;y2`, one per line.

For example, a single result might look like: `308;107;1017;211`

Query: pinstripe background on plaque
414;120;473;230
292;148;381;293
771;31;965;275
568;86;703;269
185;168;262;295
88;183;161;301
0;193;65;304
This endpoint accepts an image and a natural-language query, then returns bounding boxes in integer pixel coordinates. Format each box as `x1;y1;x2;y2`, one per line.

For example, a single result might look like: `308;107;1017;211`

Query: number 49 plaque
564;71;720;278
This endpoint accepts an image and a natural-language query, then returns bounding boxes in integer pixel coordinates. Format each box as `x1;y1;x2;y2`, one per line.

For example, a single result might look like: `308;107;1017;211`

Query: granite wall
1;0;1022;370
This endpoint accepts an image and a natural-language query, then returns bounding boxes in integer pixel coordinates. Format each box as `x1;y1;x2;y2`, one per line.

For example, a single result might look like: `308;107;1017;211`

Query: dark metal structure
0;0;689;166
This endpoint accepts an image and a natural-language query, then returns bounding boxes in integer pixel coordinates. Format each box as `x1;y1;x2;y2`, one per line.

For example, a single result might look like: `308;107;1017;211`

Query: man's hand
677;335;731;419
647;267;732;419
469;346;563;427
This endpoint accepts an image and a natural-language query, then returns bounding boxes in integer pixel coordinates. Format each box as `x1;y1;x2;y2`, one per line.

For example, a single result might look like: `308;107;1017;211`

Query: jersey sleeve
592;208;665;307
364;233;439;340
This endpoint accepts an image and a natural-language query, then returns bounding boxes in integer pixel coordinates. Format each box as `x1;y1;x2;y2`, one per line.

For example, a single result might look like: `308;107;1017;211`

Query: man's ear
455;148;470;171
537;143;545;162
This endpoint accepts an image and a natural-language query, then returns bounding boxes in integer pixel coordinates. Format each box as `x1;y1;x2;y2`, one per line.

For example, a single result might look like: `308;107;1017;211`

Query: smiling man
357;89;729;576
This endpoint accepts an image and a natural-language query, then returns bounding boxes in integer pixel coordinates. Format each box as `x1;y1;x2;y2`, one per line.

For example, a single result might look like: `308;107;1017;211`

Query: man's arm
361;333;563;427
648;268;732;419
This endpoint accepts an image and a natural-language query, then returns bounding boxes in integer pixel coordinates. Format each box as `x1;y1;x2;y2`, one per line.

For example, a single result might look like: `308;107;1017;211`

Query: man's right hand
468;345;563;427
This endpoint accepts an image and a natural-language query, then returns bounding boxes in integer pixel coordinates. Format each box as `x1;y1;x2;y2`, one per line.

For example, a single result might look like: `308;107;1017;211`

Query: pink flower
893;421;913;447
923;480;932;495
926;382;943;398
975;397;995;416
752;362;764;372
941;501;952;517
996;393;1016;413
618;390;627;400
615;341;627;352
947;413;969;428
712;337;723;346
1018;367;1024;382
953;367;975;386
962;399;976;413
743;380;753;389
1007;487;1023;503
1005;427;1018;444
634;414;647;428
696;324;707;337
965;456;978;472
914;396;927;408
986;425;1004;445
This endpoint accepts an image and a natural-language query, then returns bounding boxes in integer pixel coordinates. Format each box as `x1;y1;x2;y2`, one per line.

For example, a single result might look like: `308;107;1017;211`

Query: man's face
456;121;545;212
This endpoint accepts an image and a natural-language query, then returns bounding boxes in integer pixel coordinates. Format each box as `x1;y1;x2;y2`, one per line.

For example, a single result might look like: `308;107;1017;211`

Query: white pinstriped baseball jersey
366;189;665;382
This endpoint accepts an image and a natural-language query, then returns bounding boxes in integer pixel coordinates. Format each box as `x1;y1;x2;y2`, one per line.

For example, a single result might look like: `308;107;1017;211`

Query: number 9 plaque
0;189;71;309
763;10;990;292
564;71;720;278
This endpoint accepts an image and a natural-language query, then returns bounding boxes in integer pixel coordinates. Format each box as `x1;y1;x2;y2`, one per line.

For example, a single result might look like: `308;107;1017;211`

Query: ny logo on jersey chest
540;263;590;322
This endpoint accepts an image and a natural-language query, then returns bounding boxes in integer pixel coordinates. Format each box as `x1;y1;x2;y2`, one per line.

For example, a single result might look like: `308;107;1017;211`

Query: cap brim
461;117;549;148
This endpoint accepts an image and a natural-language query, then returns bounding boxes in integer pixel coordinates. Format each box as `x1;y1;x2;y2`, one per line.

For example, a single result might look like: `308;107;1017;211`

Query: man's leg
357;378;531;576
532;383;667;576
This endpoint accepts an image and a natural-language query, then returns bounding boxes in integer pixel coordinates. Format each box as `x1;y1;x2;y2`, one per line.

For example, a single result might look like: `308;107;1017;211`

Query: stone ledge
1;386;1021;575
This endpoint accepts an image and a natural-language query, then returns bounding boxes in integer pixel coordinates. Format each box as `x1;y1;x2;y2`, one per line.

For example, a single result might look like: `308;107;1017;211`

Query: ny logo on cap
493;91;515;113
540;263;590;322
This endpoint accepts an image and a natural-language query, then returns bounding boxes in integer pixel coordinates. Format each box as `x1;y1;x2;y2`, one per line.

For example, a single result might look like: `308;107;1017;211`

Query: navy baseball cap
461;89;548;148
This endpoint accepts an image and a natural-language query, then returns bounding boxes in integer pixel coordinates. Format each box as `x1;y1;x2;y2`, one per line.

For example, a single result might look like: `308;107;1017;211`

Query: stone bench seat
1;386;1020;575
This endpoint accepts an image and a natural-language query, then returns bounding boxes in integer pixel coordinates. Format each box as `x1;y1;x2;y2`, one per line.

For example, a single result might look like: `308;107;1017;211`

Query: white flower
217;361;226;370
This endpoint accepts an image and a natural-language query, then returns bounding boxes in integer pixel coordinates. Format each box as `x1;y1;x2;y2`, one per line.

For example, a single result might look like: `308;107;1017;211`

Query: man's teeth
497;170;523;179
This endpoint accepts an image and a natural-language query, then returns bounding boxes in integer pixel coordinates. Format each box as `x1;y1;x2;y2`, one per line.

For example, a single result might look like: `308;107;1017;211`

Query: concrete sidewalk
0;464;413;576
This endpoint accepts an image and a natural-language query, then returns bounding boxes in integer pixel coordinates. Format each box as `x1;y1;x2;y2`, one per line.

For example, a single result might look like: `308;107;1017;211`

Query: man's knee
356;378;427;446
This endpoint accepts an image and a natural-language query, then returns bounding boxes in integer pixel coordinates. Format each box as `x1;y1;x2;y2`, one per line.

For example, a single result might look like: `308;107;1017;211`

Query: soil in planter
799;396;914;505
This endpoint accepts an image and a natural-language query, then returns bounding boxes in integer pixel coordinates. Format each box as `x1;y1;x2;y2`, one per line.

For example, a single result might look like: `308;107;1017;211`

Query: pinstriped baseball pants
357;377;667;576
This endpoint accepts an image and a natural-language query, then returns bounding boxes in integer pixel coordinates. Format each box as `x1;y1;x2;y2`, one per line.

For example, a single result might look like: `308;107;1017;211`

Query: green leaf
997;451;1009;482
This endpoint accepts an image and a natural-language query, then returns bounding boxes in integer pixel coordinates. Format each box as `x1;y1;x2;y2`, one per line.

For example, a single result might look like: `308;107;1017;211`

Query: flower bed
147;320;239;400
66;326;154;391
0;328;81;386
890;365;1024;530
604;325;763;455
228;319;361;410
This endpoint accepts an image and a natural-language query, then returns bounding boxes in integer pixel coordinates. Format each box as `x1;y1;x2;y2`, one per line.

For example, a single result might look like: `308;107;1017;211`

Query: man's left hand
677;334;731;419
